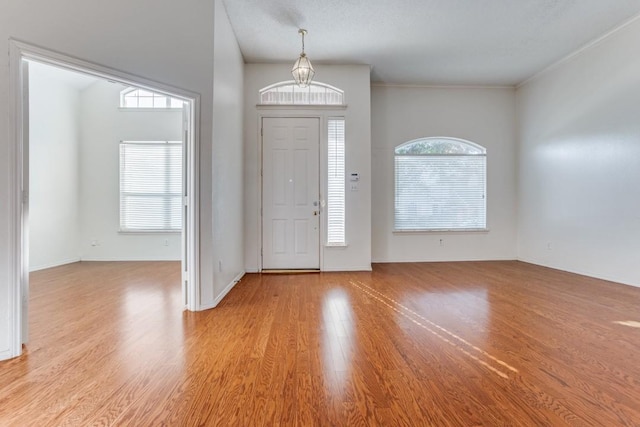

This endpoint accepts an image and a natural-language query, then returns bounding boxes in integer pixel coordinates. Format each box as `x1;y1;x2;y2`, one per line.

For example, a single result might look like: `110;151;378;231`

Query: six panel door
262;117;320;269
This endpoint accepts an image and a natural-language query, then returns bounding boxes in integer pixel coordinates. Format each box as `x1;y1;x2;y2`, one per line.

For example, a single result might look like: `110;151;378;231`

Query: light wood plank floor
1;261;640;425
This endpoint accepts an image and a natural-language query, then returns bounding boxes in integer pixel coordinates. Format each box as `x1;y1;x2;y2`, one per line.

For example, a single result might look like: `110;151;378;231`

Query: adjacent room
28;61;185;271
1;0;640;425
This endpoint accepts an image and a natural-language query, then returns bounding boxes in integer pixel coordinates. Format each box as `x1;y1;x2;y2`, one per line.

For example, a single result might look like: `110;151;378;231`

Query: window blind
394;155;486;230
259;81;344;105
119;141;183;232
327;118;346;245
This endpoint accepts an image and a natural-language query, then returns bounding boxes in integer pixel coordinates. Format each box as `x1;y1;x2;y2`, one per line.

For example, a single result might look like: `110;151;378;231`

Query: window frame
393;137;488;233
326;117;346;246
257;84;349;254
119;87;185;110
259;80;345;106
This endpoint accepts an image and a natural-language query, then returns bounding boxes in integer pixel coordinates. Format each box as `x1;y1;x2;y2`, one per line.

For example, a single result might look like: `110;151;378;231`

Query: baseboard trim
516;257;639;288
371;257;516;264
79;257;181;262
322;265;373;272
29;257;81;272
199;270;245;311
262;269;319;274
0;348;14;362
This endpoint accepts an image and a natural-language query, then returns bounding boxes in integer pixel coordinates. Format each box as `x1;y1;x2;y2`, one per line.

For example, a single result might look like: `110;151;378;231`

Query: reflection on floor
1;260;640;425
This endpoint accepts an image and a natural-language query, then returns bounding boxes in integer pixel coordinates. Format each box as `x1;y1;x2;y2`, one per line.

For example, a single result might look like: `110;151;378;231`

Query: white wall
28;63;82;271
1;0;216;360
206;0;246;308
79;80;182;261
516;18;640;287
371;86;518;262
243;64;372;272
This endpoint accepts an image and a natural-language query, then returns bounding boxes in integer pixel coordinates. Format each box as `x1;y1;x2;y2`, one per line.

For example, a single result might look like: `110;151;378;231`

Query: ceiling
28;60;100;90
223;0;640;86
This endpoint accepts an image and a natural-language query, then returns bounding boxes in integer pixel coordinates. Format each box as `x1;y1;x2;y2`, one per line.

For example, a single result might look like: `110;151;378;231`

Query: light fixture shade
292;53;315;88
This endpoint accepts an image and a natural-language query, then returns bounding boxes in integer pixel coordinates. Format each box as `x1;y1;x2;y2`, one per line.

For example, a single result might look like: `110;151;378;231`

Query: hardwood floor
1;261;640;426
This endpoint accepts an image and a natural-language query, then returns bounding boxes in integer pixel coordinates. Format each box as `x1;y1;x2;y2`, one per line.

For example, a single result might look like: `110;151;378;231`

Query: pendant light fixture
292;29;315;88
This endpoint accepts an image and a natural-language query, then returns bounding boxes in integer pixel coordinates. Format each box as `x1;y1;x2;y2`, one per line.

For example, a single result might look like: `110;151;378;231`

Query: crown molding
518;12;640;88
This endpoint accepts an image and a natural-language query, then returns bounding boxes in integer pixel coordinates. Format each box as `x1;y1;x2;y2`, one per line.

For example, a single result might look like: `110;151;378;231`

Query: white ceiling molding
517;11;640;88
370;83;515;90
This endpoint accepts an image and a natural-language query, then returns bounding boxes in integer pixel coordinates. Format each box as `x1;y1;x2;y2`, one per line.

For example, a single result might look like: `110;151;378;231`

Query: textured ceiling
223;0;640;86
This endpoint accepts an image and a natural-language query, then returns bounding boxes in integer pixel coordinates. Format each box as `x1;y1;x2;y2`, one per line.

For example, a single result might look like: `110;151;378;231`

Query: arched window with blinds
259;81;344;105
120;88;185;109
394;137;487;231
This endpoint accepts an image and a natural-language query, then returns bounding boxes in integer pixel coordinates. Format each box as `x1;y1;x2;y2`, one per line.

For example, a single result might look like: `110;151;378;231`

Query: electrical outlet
439;239;444;247
164;239;169;246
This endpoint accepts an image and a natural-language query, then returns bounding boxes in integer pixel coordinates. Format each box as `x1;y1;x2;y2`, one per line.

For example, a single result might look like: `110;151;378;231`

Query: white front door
262;117;320;269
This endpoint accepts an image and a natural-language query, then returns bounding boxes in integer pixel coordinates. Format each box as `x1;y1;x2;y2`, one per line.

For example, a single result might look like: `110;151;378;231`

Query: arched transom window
394;137;487;231
259;80;344;105
120;88;185;109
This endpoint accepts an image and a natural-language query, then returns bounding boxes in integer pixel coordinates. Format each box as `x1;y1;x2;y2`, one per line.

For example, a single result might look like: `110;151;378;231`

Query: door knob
313;211;319;216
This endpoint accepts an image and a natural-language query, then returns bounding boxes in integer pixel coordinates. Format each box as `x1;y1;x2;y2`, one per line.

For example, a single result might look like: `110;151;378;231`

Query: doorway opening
7;41;200;358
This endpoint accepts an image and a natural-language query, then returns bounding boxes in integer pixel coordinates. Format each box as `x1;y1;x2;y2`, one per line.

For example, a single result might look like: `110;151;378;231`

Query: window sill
119;230;181;235
118;108;183;112
325;243;348;248
393;228;489;234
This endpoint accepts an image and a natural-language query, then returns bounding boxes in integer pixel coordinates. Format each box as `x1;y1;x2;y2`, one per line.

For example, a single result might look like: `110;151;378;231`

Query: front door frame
261;116;321;270
259;113;325;272
6;40;201;359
